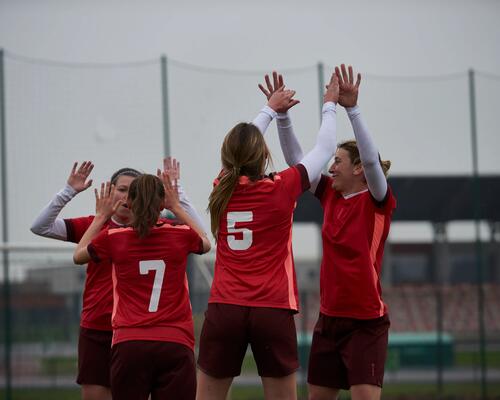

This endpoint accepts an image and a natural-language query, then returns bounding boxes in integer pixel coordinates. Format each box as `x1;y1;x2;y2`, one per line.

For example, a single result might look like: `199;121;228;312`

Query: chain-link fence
1;49;500;399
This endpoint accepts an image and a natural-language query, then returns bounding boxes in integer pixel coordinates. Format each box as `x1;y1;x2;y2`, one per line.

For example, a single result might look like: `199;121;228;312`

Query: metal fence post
317;62;324;122
161;55;170;158
468;68;488;400
0;48;12;400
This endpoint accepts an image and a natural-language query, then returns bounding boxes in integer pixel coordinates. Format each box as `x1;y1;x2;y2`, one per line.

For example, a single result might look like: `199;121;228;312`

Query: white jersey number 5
139;260;165;312
227;211;253;251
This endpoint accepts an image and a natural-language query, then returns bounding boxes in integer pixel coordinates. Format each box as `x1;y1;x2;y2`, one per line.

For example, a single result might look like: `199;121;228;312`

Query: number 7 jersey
88;219;204;350
210;165;310;312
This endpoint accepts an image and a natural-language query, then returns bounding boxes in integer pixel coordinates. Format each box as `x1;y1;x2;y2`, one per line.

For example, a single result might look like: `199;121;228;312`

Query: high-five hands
323;72;340;104
258;71;300;113
94;182;121;220
335;64;361;108
67;161;94;193
161;171;180;211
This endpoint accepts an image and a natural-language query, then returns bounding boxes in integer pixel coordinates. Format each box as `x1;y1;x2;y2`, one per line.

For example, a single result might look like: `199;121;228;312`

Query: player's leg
81;385;112;400
343;314;390;400
197;303;249;400
307;384;340;400
77;327;113;400
249;307;299;400
350;384;381;400
196;371;233;400
261;374;297;400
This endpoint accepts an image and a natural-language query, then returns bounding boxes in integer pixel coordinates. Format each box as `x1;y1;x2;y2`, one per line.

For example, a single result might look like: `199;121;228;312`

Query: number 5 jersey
209;165;309;312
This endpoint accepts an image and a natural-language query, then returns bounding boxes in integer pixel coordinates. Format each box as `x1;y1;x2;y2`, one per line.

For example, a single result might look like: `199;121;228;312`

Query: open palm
335;64;361;108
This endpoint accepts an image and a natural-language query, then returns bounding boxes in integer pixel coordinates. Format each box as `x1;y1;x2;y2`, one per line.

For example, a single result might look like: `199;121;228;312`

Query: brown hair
208;122;271;239
338;140;391;177
128;174;165;238
110;167;141;184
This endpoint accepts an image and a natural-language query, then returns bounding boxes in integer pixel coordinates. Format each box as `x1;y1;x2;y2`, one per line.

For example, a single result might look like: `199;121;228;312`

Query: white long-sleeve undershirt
298;102;337;188
30;184;77;240
346;105;387;202
252;106;277;135
276;105;387;200
253;102;336;190
31;183;208;241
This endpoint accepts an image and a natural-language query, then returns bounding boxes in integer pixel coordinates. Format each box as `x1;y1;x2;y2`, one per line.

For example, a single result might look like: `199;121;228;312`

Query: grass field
2;383;500;400
3;350;499;399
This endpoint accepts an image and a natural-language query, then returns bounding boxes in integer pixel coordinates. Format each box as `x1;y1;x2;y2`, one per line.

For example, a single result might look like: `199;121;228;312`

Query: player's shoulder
67;215;95;225
154;218;192;231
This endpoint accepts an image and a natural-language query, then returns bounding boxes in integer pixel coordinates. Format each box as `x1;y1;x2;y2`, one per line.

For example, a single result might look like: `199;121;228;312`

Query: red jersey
315;176;396;319
209;165;309;311
65;216;119;331
88;219;203;350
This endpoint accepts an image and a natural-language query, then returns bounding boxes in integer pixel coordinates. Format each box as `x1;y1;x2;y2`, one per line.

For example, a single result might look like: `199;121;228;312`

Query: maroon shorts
110;340;195;400
307;313;390;390
198;303;299;378
76;327;112;387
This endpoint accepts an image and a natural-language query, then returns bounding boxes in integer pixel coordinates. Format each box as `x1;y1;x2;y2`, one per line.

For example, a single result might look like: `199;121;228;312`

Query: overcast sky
1;0;499;255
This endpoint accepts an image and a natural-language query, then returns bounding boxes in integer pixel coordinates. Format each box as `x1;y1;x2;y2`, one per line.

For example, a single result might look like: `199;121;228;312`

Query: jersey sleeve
64;216;94;243
371;185;397;214
87;229;111;264
185;227;204;255
314;175;332;201
278;164;310;200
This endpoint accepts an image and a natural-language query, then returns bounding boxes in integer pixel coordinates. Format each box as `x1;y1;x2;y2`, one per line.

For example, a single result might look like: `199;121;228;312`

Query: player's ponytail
128;174;165;238
208;122;271;239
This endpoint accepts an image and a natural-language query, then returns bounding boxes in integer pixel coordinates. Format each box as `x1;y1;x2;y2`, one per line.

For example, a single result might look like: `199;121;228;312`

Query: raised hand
161;171;180;211
335;64;361;108
323;72;340;104
67;161;94;193
94;182;121;220
163;157;180;180
258;71;300;113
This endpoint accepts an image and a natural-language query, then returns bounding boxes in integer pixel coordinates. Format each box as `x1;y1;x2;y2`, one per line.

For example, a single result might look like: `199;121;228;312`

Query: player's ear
353;163;364;176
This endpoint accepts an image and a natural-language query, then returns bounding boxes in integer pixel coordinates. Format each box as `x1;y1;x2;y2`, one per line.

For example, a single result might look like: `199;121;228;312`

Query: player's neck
111;216;128;226
340;181;367;198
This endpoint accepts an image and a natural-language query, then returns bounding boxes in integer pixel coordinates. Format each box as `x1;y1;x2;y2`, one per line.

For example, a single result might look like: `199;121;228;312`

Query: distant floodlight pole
0;48;12;400
161;55;170;158
468;68;487;400
317;62;324;122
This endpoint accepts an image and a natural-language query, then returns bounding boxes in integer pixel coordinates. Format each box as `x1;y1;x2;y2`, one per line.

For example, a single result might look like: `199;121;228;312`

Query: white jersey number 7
139;260;166;312
227;211;253;251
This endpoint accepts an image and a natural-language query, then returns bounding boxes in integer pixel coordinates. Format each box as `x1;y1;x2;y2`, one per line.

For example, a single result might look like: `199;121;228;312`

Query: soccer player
30;160;204;400
31;163;141;400
73;173;210;400
261;66;396;400
196;73;339;400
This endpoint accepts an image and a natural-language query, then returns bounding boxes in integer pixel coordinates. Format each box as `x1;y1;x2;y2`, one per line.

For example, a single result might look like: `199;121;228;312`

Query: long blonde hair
208;123;271;239
128;174;165;238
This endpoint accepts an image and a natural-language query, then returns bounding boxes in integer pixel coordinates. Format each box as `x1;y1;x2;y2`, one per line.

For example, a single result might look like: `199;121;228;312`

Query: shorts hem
197;364;240;379
76;379;111;388
349;380;384;388
307;379;349;390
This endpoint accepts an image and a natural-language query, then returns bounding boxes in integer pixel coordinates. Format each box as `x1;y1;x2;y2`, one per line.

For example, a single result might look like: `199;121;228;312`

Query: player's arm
298;73;339;191
159;157;208;233
73;182;121;264
161;172;211;254
258;71;304;167
337;64;387;201
252;82;299;135
30;161;94;240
